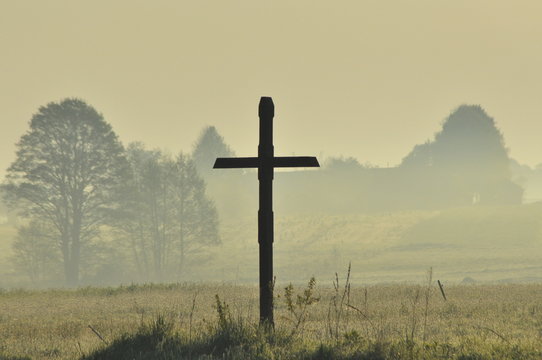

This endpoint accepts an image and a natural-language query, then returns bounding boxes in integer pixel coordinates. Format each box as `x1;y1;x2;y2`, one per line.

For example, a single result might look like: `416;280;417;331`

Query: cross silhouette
214;97;319;326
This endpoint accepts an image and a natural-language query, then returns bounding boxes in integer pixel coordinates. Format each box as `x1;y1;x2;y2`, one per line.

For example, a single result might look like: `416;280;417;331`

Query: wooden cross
213;97;319;326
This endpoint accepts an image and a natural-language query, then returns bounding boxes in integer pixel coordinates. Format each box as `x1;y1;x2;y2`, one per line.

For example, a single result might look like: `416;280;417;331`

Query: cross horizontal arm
273;156;320;168
214;156;320;169
214;157;259;169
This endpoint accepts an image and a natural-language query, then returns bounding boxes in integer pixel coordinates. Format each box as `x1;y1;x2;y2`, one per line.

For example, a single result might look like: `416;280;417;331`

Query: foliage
402;105;508;172
324;157;364;172
10;220;60;284
327;263;351;341
114;143;220;281
401;141;433;168
401;105;522;205
283;277;320;336
1;282;540;360
2;98;127;286
192;126;234;177
432;105;508;174
81;315;179;360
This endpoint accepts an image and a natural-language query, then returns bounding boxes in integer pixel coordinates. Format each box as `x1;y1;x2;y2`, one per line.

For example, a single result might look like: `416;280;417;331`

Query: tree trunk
67;236;80;287
66;209;82;287
178;183;185;278
179;221;185;277
65;259;79;287
61;230;73;287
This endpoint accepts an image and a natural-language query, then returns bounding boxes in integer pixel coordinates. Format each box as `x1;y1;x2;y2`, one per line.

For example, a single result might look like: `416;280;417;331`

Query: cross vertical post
258;97;274;325
213;97;319;326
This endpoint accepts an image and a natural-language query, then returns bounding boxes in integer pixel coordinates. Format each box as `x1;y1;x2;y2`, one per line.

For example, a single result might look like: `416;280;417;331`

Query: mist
1;1;542;289
5;3;542;359
1;99;541;288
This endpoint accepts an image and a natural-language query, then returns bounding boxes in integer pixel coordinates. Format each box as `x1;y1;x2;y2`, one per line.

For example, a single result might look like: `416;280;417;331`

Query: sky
1;0;542;178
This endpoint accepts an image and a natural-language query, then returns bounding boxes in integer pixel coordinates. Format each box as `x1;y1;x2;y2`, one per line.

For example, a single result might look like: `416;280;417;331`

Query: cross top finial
258;97;274;117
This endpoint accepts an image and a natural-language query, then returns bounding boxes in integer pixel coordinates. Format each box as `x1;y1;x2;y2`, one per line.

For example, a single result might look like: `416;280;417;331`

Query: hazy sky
2;0;542;177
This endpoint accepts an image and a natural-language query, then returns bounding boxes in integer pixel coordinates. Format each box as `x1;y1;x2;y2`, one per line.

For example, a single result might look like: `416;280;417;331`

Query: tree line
2;98;231;286
2;99;522;286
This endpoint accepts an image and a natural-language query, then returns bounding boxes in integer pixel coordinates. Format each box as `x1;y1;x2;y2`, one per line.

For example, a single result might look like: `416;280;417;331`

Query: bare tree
116;143;219;281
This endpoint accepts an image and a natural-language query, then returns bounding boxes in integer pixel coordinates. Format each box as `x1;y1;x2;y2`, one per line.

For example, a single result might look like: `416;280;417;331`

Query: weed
283;277;320;336
1;280;541;359
327;262;352;342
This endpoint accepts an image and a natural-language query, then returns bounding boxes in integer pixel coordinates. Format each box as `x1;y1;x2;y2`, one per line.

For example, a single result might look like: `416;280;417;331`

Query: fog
3;0;542;176
1;1;542;287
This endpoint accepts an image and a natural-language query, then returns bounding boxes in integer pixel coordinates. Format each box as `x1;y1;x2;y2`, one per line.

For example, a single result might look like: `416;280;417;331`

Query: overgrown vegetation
283;277;320;337
1;274;541;360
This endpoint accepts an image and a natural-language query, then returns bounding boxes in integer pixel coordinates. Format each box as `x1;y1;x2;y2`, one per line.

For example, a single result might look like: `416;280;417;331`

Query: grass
2;205;542;287
1;279;541;359
212;205;542;286
1;206;541;358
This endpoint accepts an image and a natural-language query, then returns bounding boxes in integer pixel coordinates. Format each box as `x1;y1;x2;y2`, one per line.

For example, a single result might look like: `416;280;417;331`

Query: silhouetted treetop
432;105;508;172
402;105;509;175
400;104;521;205
192;126;234;176
324;156;364;171
400;141;433;168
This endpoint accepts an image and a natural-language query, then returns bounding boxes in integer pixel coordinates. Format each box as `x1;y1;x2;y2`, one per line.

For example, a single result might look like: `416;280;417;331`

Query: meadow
2;205;542;287
1;278;542;359
1;205;542;358
209;204;542;285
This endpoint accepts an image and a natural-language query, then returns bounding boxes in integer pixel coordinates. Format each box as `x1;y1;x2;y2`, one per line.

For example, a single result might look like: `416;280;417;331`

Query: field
209;204;542;285
1;205;542;287
1;281;542;359
1;206;542;358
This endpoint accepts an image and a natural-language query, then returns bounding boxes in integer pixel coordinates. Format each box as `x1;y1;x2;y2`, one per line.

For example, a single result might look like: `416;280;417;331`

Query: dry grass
1;206;541;358
0;280;541;359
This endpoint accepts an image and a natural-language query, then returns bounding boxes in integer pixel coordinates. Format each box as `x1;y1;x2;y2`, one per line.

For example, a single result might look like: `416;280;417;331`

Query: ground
0;282;541;359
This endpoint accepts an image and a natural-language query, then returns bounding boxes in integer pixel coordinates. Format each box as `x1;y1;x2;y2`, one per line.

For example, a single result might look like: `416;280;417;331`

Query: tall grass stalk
422;267;433;345
327;262;351;341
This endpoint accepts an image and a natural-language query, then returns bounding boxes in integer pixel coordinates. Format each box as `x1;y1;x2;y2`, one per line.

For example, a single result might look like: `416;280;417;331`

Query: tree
116;143;219;281
402;105;509;173
401;105;522;205
173;153;220;274
324;156;364;172
431;105;510;179
2;98;127;286
11;220;61;284
192;126;234;177
400;141;433;168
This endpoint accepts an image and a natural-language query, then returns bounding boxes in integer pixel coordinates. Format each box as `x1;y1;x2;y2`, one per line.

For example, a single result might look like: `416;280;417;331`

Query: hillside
1;204;541;287
202;204;542;284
